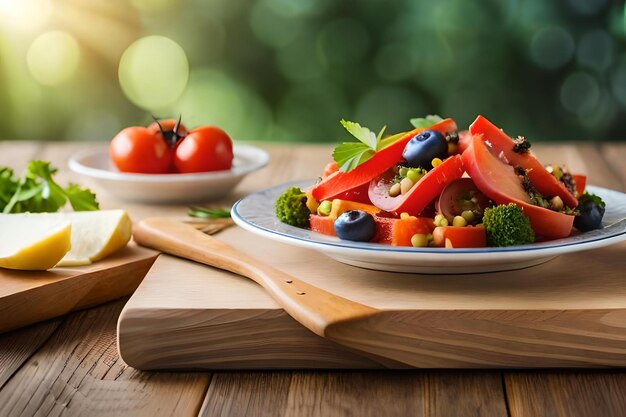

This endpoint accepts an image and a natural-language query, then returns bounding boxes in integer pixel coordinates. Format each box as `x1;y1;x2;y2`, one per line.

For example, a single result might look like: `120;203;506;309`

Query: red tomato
110;127;173;174
469;115;578;208
573;174;587;197
462;134;574;239
368;155;465;215
432;226;487;248
174;126;234;173
311;118;458;202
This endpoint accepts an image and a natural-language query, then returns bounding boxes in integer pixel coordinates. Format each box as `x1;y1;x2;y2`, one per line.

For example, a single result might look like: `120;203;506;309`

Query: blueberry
334;210;376;242
402;129;447;169
574;200;605;232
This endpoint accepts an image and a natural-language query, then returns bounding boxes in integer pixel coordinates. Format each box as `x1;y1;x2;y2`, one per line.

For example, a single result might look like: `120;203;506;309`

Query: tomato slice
312;118;458;202
432;226;487;248
368;155;464;215
469;116;578;208
462;135;574;239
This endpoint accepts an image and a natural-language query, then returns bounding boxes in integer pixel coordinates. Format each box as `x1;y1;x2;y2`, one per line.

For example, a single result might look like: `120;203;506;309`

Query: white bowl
69;144;269;204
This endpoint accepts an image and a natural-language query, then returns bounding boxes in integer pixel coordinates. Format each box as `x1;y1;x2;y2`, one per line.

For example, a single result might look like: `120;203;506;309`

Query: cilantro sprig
0;161;99;213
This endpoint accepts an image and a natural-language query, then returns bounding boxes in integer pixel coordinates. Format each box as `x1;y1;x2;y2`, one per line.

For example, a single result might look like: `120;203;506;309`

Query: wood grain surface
0;245;158;333
0;141;624;416
120;232;626;369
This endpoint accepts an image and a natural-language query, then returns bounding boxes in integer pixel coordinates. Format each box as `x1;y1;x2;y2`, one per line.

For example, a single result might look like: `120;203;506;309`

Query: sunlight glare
0;0;52;33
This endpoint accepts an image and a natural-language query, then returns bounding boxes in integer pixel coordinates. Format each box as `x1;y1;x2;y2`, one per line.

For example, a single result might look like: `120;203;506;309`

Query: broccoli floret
275;186;310;227
482;203;535;247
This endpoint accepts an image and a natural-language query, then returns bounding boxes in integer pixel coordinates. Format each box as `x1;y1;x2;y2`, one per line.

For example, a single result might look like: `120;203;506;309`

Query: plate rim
232;180;626;258
68;144;270;183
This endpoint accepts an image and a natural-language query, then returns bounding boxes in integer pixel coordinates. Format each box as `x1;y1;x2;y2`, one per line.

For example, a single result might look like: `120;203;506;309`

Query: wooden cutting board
118;226;626;370
0;244;157;333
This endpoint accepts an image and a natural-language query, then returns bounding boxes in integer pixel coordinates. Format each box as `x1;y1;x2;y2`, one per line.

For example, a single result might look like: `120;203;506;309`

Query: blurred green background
0;0;625;143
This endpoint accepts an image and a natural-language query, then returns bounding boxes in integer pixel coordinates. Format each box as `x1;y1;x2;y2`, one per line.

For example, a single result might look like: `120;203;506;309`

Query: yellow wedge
0;210;132;270
0;215;72;270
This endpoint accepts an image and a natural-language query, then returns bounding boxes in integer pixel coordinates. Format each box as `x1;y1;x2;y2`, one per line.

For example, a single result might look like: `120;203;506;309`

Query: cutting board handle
133;218;378;336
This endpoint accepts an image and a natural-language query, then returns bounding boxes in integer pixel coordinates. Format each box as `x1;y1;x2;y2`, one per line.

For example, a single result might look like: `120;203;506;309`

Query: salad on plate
274;115;606;249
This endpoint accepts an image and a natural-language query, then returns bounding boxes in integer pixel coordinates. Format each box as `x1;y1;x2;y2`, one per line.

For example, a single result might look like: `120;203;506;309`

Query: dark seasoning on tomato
274;115;607;248
110;117;234;174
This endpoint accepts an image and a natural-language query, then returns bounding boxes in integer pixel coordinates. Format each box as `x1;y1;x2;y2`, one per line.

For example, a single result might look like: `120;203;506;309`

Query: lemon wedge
0;215;72;270
0;210;132;270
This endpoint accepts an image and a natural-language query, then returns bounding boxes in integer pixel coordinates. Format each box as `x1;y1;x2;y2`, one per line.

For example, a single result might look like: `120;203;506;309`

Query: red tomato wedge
462;135;574;239
469;115;578;208
432;226;487;248
368;155;464;215
573;174;586;197
311;118;458;202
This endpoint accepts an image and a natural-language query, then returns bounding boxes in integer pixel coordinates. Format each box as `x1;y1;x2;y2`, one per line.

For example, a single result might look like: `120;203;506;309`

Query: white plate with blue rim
232;180;626;274
69;144;269;204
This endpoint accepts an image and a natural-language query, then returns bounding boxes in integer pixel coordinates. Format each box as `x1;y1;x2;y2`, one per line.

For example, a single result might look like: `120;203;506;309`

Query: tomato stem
151;114;185;148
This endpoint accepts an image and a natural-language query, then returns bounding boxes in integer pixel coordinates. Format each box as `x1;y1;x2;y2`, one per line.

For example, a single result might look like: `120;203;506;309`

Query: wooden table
0;141;625;417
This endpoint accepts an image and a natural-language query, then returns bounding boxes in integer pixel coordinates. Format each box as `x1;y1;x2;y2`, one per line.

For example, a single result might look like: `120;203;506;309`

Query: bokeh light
610;59;626;108
577;30;614;72
355;86;428;134
250;0;306;49
118;36;189;110
560;71;600;117
530;27;575;70
27;31;80;86
173;68;272;141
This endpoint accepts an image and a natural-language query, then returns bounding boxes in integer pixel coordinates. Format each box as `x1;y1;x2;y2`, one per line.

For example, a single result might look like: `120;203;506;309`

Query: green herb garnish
188;206;232;219
1;161;99;213
332;120;390;172
409;114;443;129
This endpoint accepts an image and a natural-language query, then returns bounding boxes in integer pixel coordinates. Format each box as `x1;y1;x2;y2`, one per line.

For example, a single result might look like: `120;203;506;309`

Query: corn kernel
431;157;443;167
400;212;411;220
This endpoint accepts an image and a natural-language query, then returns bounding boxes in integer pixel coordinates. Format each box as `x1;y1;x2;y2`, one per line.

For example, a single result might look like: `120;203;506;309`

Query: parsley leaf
1;160;99;213
333;120;393;172
332;143;375;172
64;183;100;211
410;114;443;129
340;119;378;150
